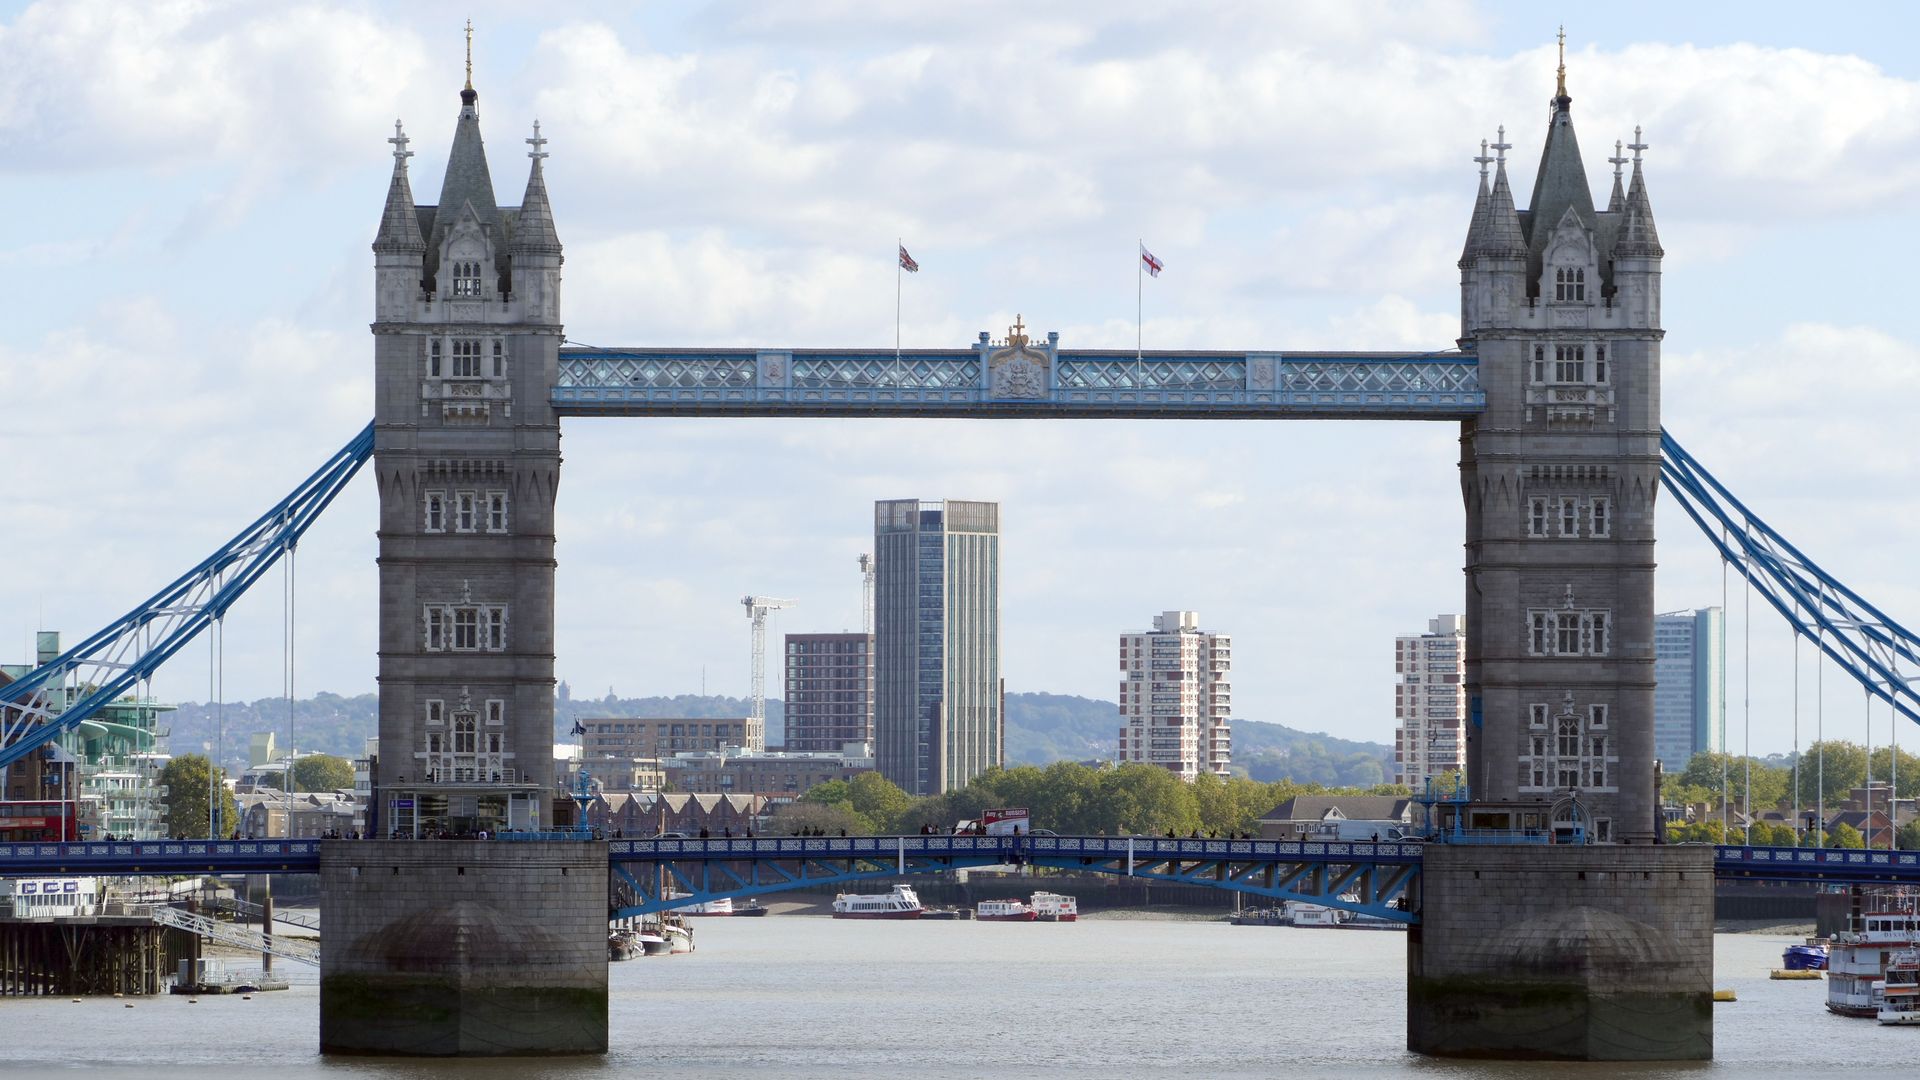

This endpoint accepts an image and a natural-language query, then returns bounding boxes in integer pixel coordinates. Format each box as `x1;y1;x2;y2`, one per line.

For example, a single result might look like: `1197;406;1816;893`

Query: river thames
0;916;1899;1078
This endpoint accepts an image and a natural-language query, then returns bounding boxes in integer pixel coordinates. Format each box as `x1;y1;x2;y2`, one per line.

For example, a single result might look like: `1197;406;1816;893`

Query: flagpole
1135;240;1144;390
894;238;902;391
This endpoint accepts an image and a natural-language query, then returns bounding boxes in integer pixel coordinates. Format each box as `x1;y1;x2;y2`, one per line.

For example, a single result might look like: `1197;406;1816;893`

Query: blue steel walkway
552;347;1484;419
8;838;1918;925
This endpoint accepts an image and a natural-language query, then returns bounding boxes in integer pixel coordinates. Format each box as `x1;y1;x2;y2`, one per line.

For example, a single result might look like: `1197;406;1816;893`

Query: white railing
149;905;319;966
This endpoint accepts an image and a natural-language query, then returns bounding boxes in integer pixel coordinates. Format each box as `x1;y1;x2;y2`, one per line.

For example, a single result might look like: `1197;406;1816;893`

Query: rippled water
0;917;1902;1078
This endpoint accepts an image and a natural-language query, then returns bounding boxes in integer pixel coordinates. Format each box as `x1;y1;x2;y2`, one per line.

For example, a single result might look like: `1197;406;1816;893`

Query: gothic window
429;339;442;378
452;339;483;378
1594;344;1607;383
485;732;502;754
425;699;444;725
427;732;443;754
1587;613;1609;656
492;339;505;378
1559;496;1579;537
485;700;505;726
453;713;477;753
1589;497;1610;539
1556;613;1582;654
1589;704;1608;728
1555;345;1585;383
455;492;477;532
1527;497;1548;538
424;491;446;533
453;607;479;650
1530;613;1550;655
1530;704;1549;729
486;608;506;650
1531;345;1546;384
486;491;508;533
425;608;446;651
1554;266;1587;302
453;260;483;299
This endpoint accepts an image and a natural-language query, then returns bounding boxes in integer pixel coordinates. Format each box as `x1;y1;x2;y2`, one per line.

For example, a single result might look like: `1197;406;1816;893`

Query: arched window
453;260;484;298
1553;265;1587;302
453;714;477;754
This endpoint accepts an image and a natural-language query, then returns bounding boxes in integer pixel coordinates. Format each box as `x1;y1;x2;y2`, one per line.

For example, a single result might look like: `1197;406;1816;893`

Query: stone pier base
320;840;607;1056
1407;844;1714;1061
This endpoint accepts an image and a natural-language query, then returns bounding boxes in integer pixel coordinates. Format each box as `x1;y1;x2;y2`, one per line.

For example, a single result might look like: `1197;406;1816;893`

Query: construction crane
742;595;795;750
858;553;876;634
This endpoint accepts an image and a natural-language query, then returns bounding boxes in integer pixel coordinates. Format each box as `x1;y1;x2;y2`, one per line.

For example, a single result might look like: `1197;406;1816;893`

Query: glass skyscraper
1653;607;1724;773
873;499;1001;795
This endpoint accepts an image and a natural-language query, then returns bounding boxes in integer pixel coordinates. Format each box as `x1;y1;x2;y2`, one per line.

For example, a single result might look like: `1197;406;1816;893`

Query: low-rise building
589;791;770;837
1256;794;1414;841
579;717;753;759
663;743;874;796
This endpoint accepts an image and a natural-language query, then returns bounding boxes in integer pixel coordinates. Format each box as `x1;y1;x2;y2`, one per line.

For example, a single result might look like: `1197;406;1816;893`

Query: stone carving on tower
986;316;1051;399
369;27;565;838
1455;38;1663;843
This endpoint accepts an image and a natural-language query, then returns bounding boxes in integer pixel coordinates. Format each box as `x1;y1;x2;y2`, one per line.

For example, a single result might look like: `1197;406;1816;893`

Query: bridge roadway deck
1;837;1913;886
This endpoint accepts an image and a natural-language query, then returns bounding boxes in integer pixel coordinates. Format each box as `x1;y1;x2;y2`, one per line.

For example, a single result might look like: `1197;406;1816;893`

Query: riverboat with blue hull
1783;942;1828;971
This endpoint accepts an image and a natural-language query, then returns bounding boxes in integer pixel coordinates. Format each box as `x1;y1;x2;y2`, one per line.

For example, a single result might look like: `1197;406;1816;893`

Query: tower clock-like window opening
452;260;483;299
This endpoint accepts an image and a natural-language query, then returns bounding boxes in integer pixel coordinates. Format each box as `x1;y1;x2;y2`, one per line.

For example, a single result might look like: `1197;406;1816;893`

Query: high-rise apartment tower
1652;607;1724;773
783;632;875;753
1393;615;1467;788
1115;611;1232;780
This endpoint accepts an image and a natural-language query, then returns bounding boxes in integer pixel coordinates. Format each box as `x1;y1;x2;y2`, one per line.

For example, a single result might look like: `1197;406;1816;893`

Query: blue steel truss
607;835;1424;923
552;346;1484;419
1661;432;1920;729
11;839;1920;902
0;424;375;771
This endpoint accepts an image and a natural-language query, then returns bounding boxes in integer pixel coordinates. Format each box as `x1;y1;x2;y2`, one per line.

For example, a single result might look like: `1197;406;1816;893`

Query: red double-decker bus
0;801;79;842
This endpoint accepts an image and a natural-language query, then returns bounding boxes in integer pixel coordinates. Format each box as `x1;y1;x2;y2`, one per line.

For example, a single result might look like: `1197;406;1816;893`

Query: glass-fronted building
1653;607;1724;773
873;499;1001;795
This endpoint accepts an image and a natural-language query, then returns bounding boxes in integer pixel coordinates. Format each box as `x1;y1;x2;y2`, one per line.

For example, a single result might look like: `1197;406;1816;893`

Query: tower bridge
4;45;1919;1064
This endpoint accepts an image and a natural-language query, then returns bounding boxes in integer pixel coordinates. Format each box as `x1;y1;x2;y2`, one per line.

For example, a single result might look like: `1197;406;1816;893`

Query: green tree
290;753;354;792
772;800;867;836
1896;821;1920;851
1794;741;1869;807
159;755;239;839
1828;822;1866;849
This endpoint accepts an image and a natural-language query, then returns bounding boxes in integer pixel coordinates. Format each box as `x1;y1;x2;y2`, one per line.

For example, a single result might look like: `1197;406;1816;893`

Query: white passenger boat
976;898;1037;921
1878;950;1920;1024
1031;891;1078;922
831;884;924;919
1829;905;1920;1017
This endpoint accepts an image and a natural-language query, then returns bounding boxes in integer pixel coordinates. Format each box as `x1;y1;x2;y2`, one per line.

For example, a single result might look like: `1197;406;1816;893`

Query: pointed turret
434;88;500;240
1615;129;1662;258
1475;130;1527;260
512;121;562;255
1526;87;1594;255
1605;140;1627;214
374;121;426;254
1458;140;1491;268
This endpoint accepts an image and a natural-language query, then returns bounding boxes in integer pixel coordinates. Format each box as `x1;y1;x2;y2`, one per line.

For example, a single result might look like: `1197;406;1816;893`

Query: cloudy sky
3;1;1917;758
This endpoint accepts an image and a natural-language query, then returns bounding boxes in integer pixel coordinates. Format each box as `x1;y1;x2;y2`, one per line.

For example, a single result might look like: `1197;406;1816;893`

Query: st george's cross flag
1139;243;1164;278
898;244;919;273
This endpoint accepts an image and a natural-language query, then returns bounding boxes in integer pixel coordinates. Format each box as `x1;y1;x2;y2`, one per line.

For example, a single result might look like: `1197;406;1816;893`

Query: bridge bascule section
3;53;1919;1063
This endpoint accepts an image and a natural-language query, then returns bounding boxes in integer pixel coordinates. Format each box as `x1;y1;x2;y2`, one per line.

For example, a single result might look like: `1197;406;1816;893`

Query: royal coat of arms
987;316;1049;400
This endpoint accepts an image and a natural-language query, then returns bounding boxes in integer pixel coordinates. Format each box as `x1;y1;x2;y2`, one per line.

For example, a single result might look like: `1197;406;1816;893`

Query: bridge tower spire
368;40;564;841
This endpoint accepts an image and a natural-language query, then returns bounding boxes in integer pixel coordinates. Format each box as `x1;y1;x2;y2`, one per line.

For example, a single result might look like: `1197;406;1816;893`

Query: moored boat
1031;891;1078;922
1783;941;1829;971
1880;950;1920;1025
1828;905;1920;1017
976;898;1037;921
831;884;924;919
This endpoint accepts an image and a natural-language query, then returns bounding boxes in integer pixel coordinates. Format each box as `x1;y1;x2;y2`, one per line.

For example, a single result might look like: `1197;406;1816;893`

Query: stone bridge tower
1456;61;1663;843
368;64;564;837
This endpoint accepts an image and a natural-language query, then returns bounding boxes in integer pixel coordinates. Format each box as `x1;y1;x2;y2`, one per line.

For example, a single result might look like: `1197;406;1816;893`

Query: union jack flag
898;245;919;273
1140;243;1163;278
